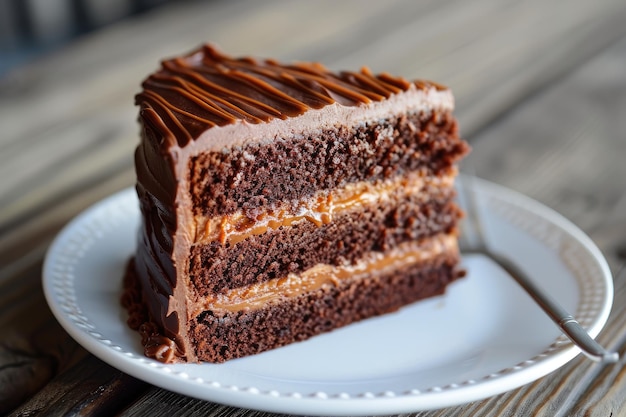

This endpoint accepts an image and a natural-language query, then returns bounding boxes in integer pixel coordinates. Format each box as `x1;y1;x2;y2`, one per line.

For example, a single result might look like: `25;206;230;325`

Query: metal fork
457;175;619;363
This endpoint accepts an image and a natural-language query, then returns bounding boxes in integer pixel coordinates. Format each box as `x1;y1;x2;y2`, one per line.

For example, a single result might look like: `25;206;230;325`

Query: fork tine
457;172;484;251
467;173;489;249
456;181;472;252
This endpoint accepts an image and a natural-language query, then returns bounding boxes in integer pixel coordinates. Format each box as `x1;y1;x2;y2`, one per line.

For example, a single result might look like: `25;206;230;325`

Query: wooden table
2;0;626;415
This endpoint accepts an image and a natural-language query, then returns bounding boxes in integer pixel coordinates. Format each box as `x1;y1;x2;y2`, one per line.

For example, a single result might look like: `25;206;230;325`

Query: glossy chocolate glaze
135;44;448;148
128;45;465;362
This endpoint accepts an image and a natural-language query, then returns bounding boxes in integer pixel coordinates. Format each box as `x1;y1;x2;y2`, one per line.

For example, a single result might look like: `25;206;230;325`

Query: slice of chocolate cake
122;45;470;363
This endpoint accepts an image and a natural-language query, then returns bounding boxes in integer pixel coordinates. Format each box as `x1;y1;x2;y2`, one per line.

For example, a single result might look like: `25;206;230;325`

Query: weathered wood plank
0;168;133;415
119;388;270;417
7;355;150;417
464;34;626;265
0;259;85;414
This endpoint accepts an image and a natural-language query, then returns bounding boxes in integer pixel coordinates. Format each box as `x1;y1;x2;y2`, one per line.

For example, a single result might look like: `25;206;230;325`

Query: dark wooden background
2;0;626;415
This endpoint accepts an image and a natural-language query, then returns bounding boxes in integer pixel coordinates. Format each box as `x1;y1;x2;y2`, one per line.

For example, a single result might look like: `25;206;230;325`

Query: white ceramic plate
43;178;613;416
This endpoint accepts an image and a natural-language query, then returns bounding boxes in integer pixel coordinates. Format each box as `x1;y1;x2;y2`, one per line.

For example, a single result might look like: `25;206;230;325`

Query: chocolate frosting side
130;45;462;362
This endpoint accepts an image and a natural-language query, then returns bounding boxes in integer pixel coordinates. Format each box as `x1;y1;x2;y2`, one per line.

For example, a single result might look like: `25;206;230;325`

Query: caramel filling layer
192;233;457;315
193;170;456;245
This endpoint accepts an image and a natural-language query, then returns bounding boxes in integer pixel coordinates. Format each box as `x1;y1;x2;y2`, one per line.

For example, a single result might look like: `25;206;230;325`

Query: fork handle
490;251;619;363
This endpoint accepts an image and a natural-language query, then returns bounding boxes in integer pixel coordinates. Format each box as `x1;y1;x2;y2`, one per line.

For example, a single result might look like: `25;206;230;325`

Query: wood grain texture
2;0;626;415
7;355;150;417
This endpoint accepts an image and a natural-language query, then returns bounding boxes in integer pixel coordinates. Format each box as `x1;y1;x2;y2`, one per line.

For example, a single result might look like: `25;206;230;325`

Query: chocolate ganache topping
135;44;449;149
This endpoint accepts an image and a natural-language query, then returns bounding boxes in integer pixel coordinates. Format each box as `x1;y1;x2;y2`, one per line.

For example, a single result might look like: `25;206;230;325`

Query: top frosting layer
136;44;451;148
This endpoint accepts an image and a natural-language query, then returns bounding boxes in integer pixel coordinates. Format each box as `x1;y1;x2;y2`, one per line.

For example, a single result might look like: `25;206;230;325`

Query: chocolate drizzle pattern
136;45;446;147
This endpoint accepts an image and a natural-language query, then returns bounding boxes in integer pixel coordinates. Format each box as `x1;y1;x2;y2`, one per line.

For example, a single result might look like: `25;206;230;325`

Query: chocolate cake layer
189;189;460;296
190;250;461;363
192;169;457;246
194;233;458;315
189;111;465;217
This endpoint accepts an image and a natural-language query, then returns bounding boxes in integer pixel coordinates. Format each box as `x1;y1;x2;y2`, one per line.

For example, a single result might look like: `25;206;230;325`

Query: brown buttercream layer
188;186;461;296
189;110;465;218
190;251;462;363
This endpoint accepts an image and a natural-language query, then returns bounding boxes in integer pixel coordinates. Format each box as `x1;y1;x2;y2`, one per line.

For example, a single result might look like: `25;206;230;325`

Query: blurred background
3;0;626;137
0;0;170;75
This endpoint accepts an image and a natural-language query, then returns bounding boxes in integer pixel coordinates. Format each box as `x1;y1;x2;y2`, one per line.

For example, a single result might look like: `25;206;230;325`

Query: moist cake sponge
122;45;470;363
